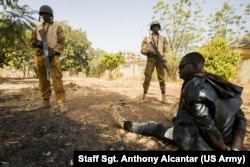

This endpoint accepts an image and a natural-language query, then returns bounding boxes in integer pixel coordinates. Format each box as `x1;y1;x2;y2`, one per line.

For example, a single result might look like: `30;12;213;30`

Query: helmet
150;21;161;30
39;5;53;17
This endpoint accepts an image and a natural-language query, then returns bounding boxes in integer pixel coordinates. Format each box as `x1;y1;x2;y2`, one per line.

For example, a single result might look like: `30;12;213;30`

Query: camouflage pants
143;56;165;94
34;55;66;105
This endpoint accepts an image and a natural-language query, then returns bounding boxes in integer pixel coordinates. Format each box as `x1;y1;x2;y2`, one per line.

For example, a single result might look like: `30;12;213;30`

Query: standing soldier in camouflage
30;5;68;112
140;21;169;104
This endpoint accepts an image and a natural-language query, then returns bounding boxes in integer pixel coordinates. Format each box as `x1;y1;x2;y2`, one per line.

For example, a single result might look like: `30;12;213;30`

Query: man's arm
140;37;148;55
162;36;168;58
30;30;37;48
191;103;230;150
53;25;65;55
231;109;246;150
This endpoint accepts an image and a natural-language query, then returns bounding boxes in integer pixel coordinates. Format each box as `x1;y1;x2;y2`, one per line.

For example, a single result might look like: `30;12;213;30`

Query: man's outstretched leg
106;104;174;142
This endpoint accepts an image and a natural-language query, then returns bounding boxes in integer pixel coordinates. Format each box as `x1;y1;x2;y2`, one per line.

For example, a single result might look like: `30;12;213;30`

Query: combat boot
37;99;51;109
139;93;146;102
51;103;68;113
162;94;171;105
106;104;126;128
60;104;68;113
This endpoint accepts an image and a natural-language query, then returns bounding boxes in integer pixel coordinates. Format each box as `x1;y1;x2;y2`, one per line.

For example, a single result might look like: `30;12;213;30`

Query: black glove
47;48;59;60
48;51;54;59
33;40;43;49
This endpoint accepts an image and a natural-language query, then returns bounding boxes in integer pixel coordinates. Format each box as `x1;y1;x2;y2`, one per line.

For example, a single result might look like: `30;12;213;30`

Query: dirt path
0;77;249;166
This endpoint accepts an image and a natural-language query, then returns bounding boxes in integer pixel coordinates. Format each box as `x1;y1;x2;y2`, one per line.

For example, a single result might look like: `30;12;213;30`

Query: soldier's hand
48;48;60;60
147;50;157;55
48;51;58;59
162;58;167;63
48;51;54;59
145;47;156;55
32;40;43;48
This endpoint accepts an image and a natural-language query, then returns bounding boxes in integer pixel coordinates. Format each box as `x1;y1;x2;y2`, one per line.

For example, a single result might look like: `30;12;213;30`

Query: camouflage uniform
30;17;66;109
141;32;168;95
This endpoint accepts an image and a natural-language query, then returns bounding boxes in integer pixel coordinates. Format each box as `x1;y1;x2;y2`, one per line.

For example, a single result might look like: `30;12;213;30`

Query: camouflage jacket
30;21;65;55
140;33;167;58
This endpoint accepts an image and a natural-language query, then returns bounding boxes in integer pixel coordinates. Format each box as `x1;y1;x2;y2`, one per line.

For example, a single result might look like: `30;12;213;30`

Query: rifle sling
151;35;159;49
41;23;50;41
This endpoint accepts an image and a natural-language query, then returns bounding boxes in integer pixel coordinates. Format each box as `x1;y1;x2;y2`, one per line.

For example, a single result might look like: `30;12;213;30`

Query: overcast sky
17;0;249;53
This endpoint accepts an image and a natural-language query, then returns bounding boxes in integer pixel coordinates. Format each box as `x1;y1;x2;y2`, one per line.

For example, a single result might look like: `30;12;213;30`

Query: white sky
17;0;249;53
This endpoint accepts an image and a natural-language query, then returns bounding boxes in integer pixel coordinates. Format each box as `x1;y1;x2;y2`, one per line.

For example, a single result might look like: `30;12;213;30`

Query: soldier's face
40;12;52;22
151;25;160;32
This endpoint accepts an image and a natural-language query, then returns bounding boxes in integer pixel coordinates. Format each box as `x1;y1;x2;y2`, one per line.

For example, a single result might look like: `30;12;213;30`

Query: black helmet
150;21;161;30
39;5;53;17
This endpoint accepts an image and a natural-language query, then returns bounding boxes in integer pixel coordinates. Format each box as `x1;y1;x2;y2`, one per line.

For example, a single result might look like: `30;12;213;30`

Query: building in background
118;51;146;78
230;32;250;84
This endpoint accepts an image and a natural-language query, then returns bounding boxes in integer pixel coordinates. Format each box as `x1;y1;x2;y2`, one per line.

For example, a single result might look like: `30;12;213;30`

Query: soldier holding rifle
30;5;68;112
140;21;170;104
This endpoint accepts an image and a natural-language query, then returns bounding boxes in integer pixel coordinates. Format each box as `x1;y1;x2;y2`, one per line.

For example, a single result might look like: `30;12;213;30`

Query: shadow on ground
0;79;178;166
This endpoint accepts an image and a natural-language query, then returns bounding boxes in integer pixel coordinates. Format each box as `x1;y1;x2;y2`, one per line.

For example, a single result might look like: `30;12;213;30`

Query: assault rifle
150;42;171;76
39;29;50;81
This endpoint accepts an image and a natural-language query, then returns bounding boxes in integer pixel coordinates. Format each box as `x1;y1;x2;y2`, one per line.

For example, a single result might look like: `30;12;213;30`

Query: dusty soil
0;77;250;166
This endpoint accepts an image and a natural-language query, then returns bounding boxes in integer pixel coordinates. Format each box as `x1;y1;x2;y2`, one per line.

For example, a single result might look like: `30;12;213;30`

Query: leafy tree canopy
199;37;241;81
100;53;125;79
0;0;36;67
59;21;92;73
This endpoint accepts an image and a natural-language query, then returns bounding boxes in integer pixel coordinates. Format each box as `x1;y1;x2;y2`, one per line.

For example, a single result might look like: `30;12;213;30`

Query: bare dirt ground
0;77;250;166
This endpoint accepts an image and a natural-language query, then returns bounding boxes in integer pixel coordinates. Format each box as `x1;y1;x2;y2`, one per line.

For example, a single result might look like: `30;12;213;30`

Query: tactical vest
36;22;58;49
146;35;165;55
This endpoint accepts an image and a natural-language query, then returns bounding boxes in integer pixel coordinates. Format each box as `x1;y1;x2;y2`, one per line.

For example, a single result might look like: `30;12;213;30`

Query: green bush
199;37;241;81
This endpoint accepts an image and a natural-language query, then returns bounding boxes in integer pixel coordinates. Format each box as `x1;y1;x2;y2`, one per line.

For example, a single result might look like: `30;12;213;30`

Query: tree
5;31;34;78
205;1;246;42
153;0;204;56
199;37;241;81
60;22;92;75
0;0;36;67
245;3;250;17
99;53;125;79
88;49;107;77
152;0;204;79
